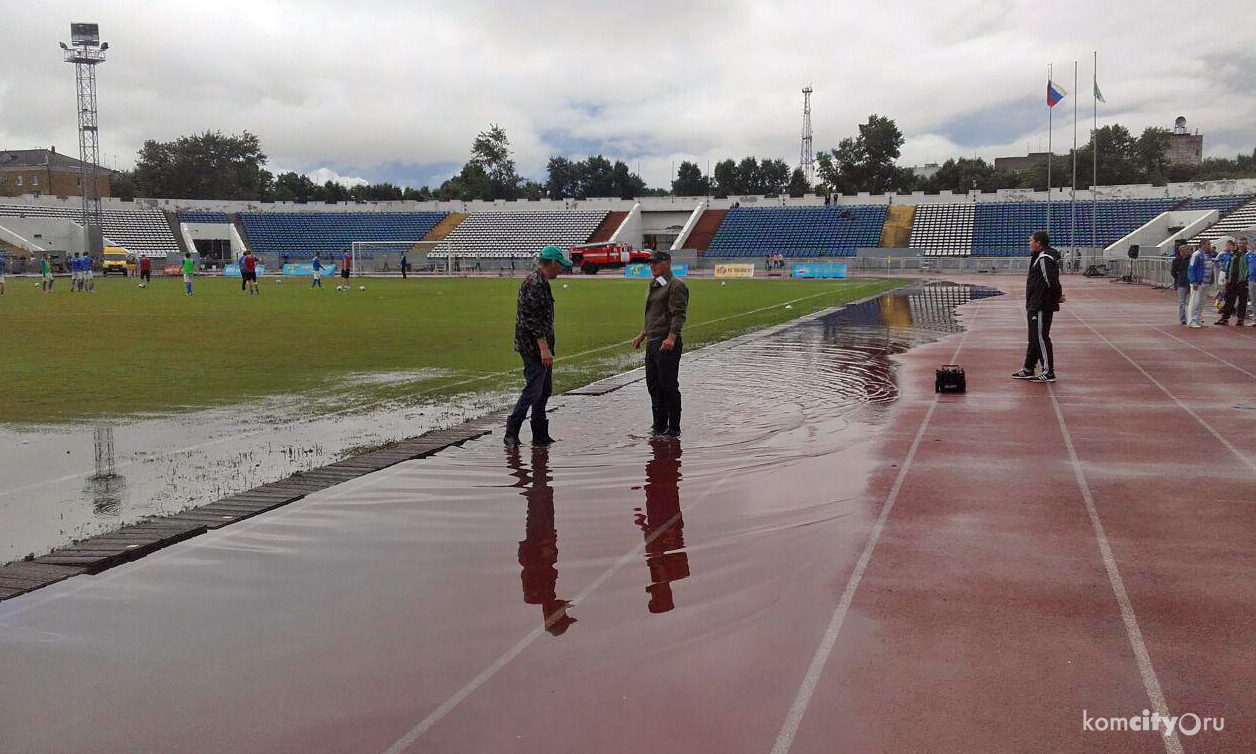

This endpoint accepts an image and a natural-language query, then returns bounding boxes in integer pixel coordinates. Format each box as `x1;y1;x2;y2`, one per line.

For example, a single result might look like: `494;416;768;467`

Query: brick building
0;148;116;198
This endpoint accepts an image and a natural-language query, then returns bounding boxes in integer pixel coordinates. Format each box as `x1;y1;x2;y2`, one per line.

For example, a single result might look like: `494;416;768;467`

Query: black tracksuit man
1023;246;1063;379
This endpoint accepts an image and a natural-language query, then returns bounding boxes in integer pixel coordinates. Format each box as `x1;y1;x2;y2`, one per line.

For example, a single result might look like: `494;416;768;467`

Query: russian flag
1047;79;1067;107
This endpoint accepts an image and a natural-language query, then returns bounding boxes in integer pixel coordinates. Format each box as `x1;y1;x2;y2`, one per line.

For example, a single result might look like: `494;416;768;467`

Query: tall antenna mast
62;22;108;256
799;86;814;185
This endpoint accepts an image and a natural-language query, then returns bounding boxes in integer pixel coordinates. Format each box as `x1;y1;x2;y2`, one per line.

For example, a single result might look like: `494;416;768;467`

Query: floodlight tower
799;86;815;185
61;23;108;255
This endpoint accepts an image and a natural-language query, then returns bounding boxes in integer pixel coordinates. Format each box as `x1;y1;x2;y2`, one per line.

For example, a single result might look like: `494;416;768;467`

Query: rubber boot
531;418;556;446
503;416;523;449
664;408;681;438
650;408;667;436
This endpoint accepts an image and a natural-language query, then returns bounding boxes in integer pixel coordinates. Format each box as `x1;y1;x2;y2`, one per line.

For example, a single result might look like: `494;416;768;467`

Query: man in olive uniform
505;244;572;448
632;250;689;437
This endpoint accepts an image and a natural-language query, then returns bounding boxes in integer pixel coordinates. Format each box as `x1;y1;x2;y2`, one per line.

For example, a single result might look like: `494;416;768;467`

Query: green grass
0;274;903;423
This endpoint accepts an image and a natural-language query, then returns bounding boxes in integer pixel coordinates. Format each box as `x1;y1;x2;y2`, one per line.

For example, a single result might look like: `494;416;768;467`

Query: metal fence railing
1101;258;1175;288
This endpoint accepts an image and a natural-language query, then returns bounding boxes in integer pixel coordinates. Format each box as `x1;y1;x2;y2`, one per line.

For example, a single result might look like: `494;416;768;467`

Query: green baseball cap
539;244;573;268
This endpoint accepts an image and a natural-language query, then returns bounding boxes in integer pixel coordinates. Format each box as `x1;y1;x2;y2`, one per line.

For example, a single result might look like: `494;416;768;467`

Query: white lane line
0;281;884;500
379;475;733;754
768;298;984;754
1067;309;1256;476
1149;326;1256;381
1047;386;1184;754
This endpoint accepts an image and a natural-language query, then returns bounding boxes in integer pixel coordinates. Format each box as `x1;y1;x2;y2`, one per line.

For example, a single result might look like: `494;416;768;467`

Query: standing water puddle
0;282;997;564
0;281;1000;754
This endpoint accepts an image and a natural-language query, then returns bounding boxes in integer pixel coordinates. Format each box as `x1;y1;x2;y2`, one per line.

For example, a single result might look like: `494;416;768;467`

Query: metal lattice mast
62;23;108;255
799;86;814;185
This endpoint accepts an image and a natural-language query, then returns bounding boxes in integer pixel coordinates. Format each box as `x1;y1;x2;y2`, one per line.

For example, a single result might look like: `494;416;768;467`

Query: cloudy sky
3;0;1253;189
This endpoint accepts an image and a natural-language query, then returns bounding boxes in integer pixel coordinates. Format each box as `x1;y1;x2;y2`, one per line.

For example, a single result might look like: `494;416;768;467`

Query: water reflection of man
637;438;688;613
508;445;576;636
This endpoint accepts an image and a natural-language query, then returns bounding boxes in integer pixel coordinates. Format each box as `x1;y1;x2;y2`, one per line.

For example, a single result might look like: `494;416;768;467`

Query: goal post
348;241;436;276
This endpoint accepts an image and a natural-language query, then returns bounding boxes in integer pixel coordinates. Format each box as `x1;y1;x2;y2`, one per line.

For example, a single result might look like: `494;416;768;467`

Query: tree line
107;118;1256;204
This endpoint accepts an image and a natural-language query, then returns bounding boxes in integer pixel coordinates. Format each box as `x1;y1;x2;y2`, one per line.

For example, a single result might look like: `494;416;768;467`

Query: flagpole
1047;63;1052;232
1072;60;1078;257
1092;50;1099;252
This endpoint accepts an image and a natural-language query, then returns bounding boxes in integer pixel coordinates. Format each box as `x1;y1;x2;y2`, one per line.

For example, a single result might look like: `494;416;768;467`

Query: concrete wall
1104;210;1217;259
610;204;644;248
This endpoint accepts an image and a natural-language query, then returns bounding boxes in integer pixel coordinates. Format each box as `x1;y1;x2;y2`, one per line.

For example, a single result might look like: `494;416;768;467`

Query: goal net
348;241;437;276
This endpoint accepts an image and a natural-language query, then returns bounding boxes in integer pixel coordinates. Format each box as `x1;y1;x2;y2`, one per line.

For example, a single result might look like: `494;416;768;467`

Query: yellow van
102;246;136;276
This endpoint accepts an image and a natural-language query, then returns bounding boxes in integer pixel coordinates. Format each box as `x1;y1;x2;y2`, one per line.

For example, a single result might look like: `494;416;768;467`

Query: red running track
0;276;1251;753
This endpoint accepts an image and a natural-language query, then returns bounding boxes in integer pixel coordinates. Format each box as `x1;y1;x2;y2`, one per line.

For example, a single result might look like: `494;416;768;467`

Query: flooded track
0;282;1000;754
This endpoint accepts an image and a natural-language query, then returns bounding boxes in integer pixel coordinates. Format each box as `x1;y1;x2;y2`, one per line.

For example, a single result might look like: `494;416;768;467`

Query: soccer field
0;274;902;423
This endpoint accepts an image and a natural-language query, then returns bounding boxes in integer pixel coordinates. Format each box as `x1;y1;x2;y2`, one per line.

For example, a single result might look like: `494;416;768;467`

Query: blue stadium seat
704;206;887;257
177;210;230;223
970;198;1178;256
238;212;446;257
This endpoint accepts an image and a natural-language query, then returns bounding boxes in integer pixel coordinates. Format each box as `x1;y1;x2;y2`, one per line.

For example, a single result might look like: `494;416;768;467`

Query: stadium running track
0;275;1251;753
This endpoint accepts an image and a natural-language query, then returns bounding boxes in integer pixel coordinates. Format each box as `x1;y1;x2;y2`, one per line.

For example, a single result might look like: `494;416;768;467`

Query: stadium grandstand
1190;195;1256;244
4;177;1256;268
0;202;177;256
431;210;608;258
238;211;446;257
176;210;230;223
970;198;1177;256
704;206;887;257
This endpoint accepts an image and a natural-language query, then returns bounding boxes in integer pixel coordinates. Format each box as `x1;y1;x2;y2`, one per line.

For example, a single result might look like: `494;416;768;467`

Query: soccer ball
359;285;366;291
275;279;282;284
138;283;146;288
720;281;727;286
785;304;793;310
562;284;569;289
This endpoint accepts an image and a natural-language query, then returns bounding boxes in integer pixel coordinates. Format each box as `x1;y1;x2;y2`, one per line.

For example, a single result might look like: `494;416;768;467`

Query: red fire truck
567;242;652;274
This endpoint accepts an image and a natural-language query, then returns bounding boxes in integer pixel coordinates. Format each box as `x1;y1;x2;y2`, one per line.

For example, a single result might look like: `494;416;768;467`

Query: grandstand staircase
229;213;252;254
879;205;915;247
587;211;628;243
164;210;190;256
683;210;727;253
420;212;467;243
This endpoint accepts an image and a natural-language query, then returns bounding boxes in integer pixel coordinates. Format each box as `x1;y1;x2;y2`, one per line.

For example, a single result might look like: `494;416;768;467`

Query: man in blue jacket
1186;241;1211;328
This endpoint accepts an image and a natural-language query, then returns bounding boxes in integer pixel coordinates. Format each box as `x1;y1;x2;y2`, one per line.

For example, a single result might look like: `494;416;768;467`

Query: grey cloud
2;0;1252;187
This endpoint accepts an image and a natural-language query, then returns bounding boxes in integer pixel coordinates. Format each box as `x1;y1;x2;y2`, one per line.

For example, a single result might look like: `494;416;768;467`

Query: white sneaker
1188;323;1204;328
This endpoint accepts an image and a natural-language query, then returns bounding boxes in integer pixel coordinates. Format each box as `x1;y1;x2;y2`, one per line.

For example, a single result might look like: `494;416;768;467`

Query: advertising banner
714;263;755;279
624;262;689;278
223;264;267;277
791;263;848;279
281;263;327;276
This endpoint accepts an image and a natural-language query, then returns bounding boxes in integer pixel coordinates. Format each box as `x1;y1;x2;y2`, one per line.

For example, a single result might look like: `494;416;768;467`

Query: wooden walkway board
0;422;495;602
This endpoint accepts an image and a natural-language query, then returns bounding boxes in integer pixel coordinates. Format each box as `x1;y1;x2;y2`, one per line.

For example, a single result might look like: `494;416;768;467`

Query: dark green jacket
643;271;689;340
